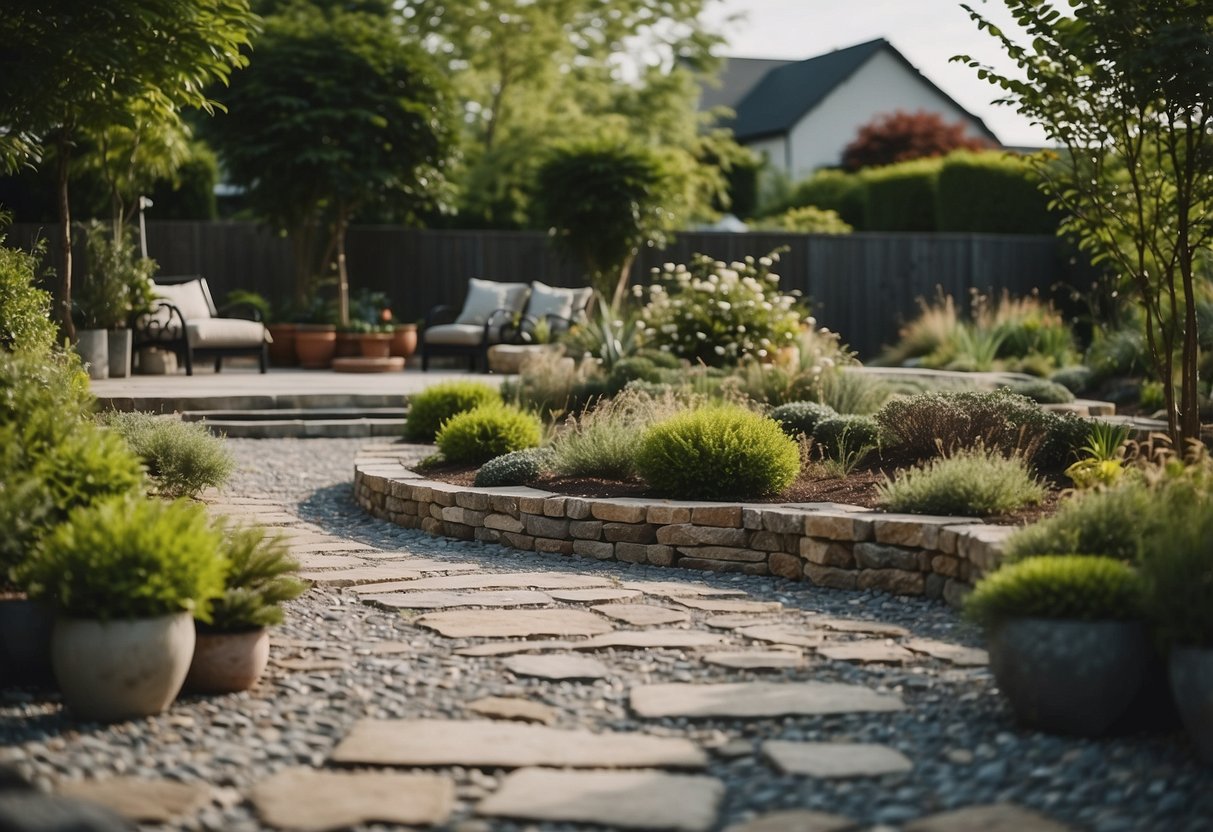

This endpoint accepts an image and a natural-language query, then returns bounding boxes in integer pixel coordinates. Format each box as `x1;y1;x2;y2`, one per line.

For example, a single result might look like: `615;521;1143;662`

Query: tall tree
959;0;1213;447
0;0;256;339
206;1;456;324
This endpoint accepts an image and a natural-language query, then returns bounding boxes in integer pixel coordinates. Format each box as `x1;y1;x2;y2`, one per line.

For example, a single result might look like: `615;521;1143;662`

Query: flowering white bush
635;251;807;367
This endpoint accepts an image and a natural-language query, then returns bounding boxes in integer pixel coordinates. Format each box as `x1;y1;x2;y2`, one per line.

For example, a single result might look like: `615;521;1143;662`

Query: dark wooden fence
8;222;1075;358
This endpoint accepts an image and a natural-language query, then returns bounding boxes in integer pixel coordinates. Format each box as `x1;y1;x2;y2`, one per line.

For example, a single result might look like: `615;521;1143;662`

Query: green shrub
861;158;942;232
76;221;157;329
1002;378;1075;404
101;411;234;499
1005;478;1156;561
784;169;867;228
405;381;501;441
813;414;880;457
474;448;549;487
549;388;685;480
935;151;1056;234
758;206;853;234
202;525;307;632
964;555;1145;629
1051;365;1093;394
1086;326;1150;380
21;495;226;621
817;369;891;415
1139;483;1213;648
501;348;606;421
876;448;1046;516
608;356;662;393
770;401;837;439
636;406;800;499
0;236;56;354
634;348;681;370
436;403;542;464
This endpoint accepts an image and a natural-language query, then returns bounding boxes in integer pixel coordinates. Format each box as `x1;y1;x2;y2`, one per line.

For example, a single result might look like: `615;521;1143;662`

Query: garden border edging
353;445;1011;606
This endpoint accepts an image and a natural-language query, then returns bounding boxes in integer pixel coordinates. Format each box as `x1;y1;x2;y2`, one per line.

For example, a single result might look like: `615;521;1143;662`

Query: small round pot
294;326;337;370
52;612;195;722
987;617;1148;736
183;628;270;694
0;597;55;687
334;331;359;358
358;333;393;359
1169;646;1213;763
266;323;298;367
390;324;418;359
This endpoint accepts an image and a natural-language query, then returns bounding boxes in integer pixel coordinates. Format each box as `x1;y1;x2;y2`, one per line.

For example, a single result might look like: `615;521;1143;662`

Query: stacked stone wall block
517;495;548;514
524;515;570;539
801;539;855;568
645;545;676;566
647;505;692;525
484;514;526;534
543;497;568;518
749;531;784;552
924;573;947;600
769;552;803;580
572;540;615;560
603;523;657;544
853;542;923;573
676;546;765;563
534;537;575;555
679;557;769;576
499;531;535;550
858;569;926;596
804;511;874;542
614;542;648;564
762;509;808;534
569;520;605;540
455;491;491;511
474;527;502;544
490;494;522;514
564;498;593;520
591;501;649;523
420;516;442;535
690;506;743;527
656;525;748;547
804;564;859;590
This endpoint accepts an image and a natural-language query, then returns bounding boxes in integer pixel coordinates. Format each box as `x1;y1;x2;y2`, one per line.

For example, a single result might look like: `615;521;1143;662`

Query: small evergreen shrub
812;414;880;457
0;237;57;354
405;381;501;441
1138;483;1213;648
759;206;853;234
436;403;542;464
548;388;685;480
770;401;837;439
1004;479;1156;561
474;448;549;487
1050;365;1093;395
635;406;800;499
202;525;307;632
817;369;891;415
608;356;662;393
784;168;867;228
21;495;226;621
102;411;234;499
877;448;1046;516
1002;378;1075;405
964;555;1145;629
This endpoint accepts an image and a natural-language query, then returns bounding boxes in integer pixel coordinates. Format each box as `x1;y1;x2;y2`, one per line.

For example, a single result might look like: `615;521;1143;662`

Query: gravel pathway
2;437;1210;832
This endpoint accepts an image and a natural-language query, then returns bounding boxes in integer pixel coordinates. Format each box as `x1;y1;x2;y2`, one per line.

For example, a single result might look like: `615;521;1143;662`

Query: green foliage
964;555;1146;629
877;447;1045;516
1051;365;1093;394
77;221;157;329
1139;380;1166;411
501;348;606;422
860;158;942;232
0;236;56;354
1002;378;1075;404
607;356;663;393
636;406;800;499
757;206;853;234
878;293;959;366
1005;479;1156;562
1081;421;1131;463
944;324;1007;371
560;302;639;371
101;411;234;499
770;401;837;439
436;403;542;464
782;169;866;228
224;289;272;322
22;495;226;621
816;369;892;415
474;448;549;487
548;388;685;480
1086;326;1150;380
405;381;501;442
812;414;880;458
202;524;306;632
935;151;1056;234
1138;482;1213;647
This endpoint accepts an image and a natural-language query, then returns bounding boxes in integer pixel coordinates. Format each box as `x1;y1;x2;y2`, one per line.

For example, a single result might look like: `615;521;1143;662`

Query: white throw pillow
455;278;529;325
527;281;592;322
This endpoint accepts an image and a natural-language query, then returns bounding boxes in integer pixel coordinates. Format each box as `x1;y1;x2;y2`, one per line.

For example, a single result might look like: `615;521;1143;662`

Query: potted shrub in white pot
185;525;307;694
76;222;157;380
965;554;1149;737
20;495;226;721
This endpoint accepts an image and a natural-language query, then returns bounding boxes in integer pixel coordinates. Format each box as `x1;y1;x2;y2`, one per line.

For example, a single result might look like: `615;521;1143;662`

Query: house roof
726;38;1001;145
698;57;794;113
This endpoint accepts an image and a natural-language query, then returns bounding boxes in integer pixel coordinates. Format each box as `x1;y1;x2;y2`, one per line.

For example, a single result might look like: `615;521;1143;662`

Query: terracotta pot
390;324;418;359
295;326;337;369
52;612;196;722
0;596;54;687
358;333;393;358
334;331;359;358
183;628;270;694
266;323;298;367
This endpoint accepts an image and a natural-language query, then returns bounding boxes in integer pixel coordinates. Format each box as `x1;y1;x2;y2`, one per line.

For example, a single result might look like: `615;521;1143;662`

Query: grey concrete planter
75;329;108;380
0;597;54;687
107;328;132;378
988;617;1148;736
1169;647;1213;763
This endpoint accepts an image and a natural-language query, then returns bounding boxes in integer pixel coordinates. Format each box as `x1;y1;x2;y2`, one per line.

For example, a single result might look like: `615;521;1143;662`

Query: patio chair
132;276;270;375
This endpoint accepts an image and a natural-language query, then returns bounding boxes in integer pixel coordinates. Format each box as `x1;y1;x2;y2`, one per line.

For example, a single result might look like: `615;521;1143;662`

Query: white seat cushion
154;280;214;321
425;322;517;346
455;278;530;325
528;281;593;323
187;318;268;349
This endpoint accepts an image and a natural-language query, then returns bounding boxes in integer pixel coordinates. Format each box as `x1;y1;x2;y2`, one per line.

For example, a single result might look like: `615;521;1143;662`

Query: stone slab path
4;437;1210;832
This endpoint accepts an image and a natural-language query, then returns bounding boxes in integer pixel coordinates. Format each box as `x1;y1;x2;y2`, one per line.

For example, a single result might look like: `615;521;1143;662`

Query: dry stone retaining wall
354;447;1012;607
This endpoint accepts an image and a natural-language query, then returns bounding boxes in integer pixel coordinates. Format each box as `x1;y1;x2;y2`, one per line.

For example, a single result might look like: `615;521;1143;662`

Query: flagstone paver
455;639;578;657
592;603;692;626
361;589;555;609
736;624;832;648
672;597;784;614
416;608;615;638
300;566;422;586
815;618;910;637
761;741;914;778
250;768;454;832
630;682;904;718
454;629;727;656
622;580;749;598
293;553;373;569
703;651;805;670
548;587;644;602
903;638;989;666
56;778;210;823
330;719;708;768
477;769;725;832
704;613;788;629
503;653;611;680
904;803;1072;831
467;696;558;724
723;809;859;832
816;641;918;664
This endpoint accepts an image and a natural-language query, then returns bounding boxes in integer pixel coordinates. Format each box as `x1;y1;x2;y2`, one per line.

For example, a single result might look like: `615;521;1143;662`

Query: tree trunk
55;131;75;342
608;252;636;317
334;207;350;328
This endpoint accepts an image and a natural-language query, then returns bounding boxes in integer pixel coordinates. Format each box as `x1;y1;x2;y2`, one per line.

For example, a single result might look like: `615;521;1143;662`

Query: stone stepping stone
903;638;989;667
477;769;724;832
703;651;805;670
271;658;348;672
416;608;614;639
623;580;748;598
362;589;554;610
454;629;724;656
762;741;913;778
287;542;382;555
550;588;643;603
251;768;454;831
815;617;909;638
352;571;612;594
57;778;210;823
301;565;421;586
724;809;858;832
504;653;610;680
630;682;903;718
904;804;1072;831
294;554;371;570
817;641;917;664
704;613;787;630
456;640;577;657
592;603;692;626
736;625;831;649
673;598;783;614
467;696;557;724
331;719;707;769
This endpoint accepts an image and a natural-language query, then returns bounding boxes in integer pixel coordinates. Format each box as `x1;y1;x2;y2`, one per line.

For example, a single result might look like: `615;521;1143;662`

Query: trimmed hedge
784;169;867;229
936;151;1056;234
861;158;942;232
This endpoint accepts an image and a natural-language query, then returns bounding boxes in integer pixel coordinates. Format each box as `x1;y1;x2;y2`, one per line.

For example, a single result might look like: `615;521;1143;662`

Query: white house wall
781;49;993;178
745;135;788;173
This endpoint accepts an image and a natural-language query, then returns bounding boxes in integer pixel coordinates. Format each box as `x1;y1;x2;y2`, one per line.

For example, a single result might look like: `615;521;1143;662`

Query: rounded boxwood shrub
436;404;542;464
876;447;1046;516
1005;479;1154;562
405;381;501;442
635;406;800;499
1002;378;1075;405
770;401;837;439
474;448;549;487
964;555;1145;630
102;410;234;499
1050;365;1093;395
813;414;879;456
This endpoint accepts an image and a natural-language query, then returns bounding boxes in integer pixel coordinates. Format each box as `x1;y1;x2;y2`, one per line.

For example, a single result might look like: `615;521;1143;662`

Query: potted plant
184;524;306;694
76;222;157;380
19;495;226;721
348;289;394;358
391;317;418;360
965;554;1149;736
293;296;338;369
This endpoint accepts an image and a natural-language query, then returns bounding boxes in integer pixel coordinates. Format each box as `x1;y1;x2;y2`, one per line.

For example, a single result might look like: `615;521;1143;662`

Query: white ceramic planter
52;612;195;722
183;628;270;694
75;329;109;380
107;328;132;378
1170;647;1213;763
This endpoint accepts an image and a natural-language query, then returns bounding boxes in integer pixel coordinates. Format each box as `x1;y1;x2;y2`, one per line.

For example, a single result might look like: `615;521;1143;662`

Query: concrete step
182;407;405;423
201;417;406;439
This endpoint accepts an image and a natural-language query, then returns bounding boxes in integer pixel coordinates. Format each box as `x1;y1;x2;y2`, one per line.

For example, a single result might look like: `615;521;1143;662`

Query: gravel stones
761;741;914;778
630;682;904;718
250;768;454;831
56;778;210;823
415;608;615;638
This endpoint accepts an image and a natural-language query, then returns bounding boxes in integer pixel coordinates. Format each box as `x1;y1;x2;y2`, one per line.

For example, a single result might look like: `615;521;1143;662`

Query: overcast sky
702;0;1048;147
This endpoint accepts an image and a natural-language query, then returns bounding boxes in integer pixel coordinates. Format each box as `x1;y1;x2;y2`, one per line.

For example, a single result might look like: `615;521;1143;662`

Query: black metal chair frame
131;275;268;376
420;306;581;372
